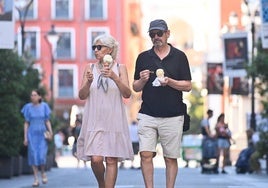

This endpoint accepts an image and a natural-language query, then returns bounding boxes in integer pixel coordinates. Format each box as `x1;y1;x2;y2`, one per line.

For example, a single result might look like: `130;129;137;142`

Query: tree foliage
250;40;268;156
0;49;42;157
184;84;204;135
254;41;268;115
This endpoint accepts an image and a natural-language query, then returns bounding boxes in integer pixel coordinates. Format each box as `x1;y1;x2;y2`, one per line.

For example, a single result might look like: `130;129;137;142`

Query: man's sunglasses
92;45;107;51
149;30;165;38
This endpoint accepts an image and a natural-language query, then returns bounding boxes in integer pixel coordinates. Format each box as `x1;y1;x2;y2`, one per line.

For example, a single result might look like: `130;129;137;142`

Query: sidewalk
0;154;267;188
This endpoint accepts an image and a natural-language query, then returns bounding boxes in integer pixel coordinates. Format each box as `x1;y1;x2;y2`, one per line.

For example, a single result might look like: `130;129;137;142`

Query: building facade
15;0;143;121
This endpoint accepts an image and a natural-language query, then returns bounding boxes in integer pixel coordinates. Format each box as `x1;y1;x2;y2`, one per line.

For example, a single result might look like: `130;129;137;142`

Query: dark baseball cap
148;19;168;32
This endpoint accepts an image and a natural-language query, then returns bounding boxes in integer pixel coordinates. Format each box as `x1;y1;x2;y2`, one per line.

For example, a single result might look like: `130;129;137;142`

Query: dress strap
91;63;94;71
116;63;120;75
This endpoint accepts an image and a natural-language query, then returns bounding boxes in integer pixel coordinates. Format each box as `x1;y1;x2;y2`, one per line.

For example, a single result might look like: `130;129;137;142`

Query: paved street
0;153;267;188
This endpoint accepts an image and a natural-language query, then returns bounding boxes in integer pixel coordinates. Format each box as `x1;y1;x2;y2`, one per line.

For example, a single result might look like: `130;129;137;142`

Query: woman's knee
105;157;118;165
91;156;103;166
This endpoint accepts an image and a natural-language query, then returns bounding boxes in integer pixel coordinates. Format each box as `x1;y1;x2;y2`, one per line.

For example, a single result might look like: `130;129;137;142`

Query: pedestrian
21;89;53;187
54;129;64;160
200;109;214;164
215;113;231;174
133;19;192;188
129;121;140;169
200;109;218;173
77;34;134;188
119;120;140;169
72;118;86;168
201;109;213;138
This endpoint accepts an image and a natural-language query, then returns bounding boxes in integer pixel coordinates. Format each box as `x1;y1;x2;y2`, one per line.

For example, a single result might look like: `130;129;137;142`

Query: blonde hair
93;34;119;60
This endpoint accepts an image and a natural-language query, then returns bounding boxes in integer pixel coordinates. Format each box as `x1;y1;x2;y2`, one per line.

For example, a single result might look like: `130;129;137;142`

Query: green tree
254;41;268;117
249;40;268;166
184;84;204;135
0;49;42;157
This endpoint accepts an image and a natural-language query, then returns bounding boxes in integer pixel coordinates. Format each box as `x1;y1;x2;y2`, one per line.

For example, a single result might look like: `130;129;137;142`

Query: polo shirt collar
148;43;174;58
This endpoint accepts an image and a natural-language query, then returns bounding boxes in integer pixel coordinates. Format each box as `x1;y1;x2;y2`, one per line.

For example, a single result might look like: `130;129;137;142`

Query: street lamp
14;0;33;55
45;25;60;103
242;0;261;131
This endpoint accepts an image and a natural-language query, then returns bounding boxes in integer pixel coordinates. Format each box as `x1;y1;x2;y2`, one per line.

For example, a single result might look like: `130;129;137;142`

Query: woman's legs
216;148;221;170
105;157;118;188
32;165;39;186
222;148;228;172
91;156;118;188
40;165;48;184
32;165;39;180
91;156;105;188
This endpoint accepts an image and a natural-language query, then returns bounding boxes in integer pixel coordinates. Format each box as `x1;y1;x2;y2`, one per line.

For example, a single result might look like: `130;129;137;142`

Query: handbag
182;102;190;132
183;113;190;132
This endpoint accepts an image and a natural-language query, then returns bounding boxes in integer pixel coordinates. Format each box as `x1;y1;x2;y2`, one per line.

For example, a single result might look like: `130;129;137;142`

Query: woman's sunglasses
92;45;107;51
149;30;165;38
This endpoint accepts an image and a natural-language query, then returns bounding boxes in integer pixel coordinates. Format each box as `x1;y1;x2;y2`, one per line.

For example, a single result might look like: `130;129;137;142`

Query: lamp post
45;25;60;103
242;0;260;131
14;0;33;55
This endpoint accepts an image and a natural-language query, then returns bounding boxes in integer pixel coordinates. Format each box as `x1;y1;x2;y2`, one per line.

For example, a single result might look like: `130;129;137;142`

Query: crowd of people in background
201;109;235;174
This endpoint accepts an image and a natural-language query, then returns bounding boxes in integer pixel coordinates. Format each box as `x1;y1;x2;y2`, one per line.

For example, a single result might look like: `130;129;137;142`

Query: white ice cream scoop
156;69;164;78
103;54;113;64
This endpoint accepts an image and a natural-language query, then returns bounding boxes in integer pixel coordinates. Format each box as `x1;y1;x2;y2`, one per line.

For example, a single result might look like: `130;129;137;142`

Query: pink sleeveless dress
77;63;134;161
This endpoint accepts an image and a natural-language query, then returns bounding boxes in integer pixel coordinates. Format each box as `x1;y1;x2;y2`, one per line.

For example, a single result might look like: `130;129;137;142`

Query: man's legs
158;116;182;187
164;157;178;188
137;113;158;188
140;151;154;188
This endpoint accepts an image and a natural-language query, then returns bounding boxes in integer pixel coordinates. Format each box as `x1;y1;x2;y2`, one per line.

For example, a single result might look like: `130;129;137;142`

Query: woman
215;113;230;174
77;34;134;188
21;89;53;187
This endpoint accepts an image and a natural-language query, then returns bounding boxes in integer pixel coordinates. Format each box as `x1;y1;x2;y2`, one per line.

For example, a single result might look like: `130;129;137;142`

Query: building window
52;0;73;20
56;65;78;98
17;27;40;59
87;27;109;59
24;31;37;58
58;69;74;98
15;0;38;20
85;0;107;20
55;28;75;59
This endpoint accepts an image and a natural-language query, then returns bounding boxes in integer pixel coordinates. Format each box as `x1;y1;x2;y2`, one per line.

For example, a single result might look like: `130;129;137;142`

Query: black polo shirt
134;44;192;117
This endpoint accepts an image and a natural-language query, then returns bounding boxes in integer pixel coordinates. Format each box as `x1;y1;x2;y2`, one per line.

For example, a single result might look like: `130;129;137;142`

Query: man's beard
153;39;163;47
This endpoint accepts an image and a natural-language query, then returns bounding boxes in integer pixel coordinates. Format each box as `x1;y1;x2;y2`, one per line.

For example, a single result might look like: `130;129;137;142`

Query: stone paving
0;154;267;188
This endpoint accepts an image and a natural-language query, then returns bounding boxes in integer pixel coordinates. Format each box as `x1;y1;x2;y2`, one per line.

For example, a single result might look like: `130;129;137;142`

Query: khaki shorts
137;113;184;159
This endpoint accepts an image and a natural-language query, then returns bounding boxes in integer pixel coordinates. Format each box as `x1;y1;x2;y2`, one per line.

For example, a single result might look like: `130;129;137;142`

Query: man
201;109;213;138
133;19;192;188
200;109;218;174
